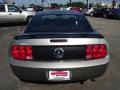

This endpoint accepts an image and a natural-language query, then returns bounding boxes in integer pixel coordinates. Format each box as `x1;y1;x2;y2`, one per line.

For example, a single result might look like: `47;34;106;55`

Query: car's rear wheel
90;12;93;16
118;15;120;20
103;14;107;18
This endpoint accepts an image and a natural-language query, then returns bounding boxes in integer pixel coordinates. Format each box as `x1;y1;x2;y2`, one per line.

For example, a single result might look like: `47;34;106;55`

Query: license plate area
48;70;70;81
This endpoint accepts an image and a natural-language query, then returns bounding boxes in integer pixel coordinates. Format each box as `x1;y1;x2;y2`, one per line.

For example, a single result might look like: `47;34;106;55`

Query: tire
118;15;120;20
90;12;93;16
26;16;32;24
103;14;107;18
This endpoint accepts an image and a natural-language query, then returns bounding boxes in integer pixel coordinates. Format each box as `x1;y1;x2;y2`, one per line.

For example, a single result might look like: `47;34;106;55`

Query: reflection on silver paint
9;56;109;69
16;38;100;46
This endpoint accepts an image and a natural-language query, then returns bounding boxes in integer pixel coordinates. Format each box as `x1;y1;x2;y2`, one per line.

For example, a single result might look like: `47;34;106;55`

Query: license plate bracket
48;70;70;81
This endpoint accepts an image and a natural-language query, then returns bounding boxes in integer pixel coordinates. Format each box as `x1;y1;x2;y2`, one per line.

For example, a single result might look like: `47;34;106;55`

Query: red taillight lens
86;44;107;60
11;45;33;60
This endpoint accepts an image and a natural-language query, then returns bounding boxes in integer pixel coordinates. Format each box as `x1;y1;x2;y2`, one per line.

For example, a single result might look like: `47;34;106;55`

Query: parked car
70;7;82;12
93;8;109;18
60;7;82;12
83;7;94;16
108;8;120;19
9;10;109;83
34;5;43;12
0;4;35;24
60;7;72;10
26;6;34;12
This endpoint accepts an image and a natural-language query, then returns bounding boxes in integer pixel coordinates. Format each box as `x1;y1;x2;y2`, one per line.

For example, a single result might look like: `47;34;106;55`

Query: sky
0;0;85;4
0;0;119;6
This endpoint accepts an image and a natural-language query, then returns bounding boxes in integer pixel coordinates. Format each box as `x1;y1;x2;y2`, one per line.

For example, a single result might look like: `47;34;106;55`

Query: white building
101;2;112;8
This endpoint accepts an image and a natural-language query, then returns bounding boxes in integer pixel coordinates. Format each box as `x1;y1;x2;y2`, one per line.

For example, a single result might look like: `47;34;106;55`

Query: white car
60;7;72;11
26;6;34;12
84;7;94;16
0;4;35;24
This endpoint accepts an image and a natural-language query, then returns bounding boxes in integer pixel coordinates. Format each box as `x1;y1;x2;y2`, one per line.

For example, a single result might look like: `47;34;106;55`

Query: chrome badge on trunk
54;48;64;59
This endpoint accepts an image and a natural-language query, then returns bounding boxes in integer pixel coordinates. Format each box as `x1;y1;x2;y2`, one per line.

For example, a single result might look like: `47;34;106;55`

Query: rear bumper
10;63;108;82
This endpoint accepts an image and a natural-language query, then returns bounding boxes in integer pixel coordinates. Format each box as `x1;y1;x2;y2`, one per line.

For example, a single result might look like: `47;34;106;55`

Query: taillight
11;45;33;60
86;44;107;60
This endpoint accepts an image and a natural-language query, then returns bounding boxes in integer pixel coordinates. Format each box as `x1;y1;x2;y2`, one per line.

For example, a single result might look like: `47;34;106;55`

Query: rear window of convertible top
25;14;93;33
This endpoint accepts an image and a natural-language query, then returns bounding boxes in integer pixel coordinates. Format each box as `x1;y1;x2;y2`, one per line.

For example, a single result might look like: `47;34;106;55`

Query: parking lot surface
0;17;120;90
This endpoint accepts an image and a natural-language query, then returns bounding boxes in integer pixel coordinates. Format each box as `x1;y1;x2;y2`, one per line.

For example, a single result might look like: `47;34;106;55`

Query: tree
66;2;85;8
50;3;60;8
21;5;26;10
89;3;93;8
12;2;15;5
29;4;35;7
96;3;101;8
59;4;64;7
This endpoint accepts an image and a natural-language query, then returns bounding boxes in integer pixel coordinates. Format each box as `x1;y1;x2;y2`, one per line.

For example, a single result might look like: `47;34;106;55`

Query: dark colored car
108;8;120;19
9;10;109;83
34;5;43;12
93;8;109;18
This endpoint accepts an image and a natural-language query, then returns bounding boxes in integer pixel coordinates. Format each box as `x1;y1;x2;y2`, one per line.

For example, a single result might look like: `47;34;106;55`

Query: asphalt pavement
0;17;120;90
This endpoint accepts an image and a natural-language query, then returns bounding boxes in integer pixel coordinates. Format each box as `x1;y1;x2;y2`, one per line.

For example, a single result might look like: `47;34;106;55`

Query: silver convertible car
9;10;109;83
